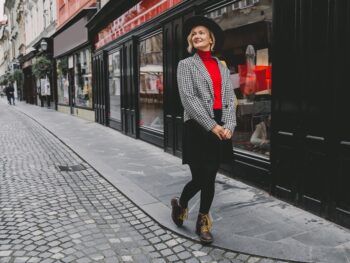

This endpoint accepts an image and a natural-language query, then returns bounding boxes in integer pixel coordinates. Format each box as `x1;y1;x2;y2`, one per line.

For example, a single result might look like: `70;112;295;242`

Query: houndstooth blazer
177;53;237;133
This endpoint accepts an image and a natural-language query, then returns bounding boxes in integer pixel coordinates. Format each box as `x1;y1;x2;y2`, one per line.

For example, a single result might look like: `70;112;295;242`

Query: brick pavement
0;104;289;262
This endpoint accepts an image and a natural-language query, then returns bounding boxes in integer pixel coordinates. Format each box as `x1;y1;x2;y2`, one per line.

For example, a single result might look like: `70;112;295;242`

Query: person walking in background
171;16;236;244
5;82;15;105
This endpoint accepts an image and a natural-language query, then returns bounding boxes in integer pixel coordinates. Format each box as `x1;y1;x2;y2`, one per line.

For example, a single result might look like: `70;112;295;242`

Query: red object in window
156;76;163;94
238;65;272;95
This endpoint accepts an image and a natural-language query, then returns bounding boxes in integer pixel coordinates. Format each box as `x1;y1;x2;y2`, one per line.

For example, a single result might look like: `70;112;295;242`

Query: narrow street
0;103;287;263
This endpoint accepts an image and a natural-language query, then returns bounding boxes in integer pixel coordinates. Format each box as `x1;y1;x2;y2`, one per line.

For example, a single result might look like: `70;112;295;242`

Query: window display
74;48;92;108
56;57;69;105
206;0;272;158
139;33;164;132
108;51;121;121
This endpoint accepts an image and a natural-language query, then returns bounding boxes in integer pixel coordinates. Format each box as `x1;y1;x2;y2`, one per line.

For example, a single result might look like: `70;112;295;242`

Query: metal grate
57;164;87;172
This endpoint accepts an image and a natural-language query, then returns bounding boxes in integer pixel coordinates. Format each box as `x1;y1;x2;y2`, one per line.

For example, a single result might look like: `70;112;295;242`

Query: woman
171;16;236;244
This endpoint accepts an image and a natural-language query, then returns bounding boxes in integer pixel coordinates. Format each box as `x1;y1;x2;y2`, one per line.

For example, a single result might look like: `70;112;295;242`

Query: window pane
108;51;121;121
206;0;272;159
139;33;164;132
74;48;92;108
56;57;69;105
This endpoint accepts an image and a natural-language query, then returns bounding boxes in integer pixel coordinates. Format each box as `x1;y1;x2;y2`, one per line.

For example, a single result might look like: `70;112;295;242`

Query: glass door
108;49;122;130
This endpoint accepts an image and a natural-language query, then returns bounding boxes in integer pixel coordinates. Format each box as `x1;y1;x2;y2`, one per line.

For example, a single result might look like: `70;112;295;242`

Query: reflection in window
207;0;272;158
74;48;92;108
57;57;69;105
108;51;121;121
233;0;260;10
139;33;164;132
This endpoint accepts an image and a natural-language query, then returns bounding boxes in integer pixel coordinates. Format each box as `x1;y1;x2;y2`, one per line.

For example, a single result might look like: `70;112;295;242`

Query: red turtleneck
197;50;222;110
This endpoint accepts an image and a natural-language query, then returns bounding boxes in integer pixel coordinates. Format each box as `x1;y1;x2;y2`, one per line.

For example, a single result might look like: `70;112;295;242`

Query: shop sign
95;0;182;49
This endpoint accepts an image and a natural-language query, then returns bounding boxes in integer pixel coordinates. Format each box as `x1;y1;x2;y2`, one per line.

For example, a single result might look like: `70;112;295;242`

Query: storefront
53;8;96;121
21;51;37;105
31;38;55;109
87;0;350;229
88;0;271;170
89;0;180;144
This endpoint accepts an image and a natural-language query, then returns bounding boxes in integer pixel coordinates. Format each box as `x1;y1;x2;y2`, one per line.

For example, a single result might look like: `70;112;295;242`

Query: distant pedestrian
5;83;15;105
171;16;236;244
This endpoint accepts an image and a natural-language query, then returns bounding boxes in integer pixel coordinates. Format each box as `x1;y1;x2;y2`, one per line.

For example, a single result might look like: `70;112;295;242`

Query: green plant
0;76;7;85
12;69;24;85
1;72;11;85
32;55;52;79
57;57;68;77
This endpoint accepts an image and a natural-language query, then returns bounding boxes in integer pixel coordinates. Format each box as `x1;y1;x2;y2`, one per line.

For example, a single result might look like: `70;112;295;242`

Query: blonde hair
187;26;216;53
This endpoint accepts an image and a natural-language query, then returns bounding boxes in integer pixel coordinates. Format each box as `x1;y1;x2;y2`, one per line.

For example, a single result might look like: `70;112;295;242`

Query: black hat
183;16;224;51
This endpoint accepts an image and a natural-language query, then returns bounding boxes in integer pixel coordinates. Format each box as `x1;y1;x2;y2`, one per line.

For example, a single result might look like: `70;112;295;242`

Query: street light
40;39;48;52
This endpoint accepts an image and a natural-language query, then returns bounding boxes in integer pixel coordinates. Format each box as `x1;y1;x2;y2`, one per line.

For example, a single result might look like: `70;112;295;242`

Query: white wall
24;0;56;52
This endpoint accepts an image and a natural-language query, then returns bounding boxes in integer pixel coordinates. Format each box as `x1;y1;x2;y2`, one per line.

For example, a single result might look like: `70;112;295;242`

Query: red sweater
197;50;222;109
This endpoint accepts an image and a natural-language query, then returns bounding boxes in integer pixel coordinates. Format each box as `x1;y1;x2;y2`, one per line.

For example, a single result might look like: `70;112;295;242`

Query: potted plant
32;55;52;79
12;69;24;86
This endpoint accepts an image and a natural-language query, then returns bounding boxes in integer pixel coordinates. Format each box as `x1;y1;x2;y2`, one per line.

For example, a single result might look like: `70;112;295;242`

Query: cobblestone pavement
0;104;289;263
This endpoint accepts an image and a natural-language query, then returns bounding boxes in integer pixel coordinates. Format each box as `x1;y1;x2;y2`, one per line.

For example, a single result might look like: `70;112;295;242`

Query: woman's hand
222;128;232;140
211;125;225;140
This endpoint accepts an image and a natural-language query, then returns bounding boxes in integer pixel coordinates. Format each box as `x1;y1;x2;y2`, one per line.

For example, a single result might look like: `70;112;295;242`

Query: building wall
56;0;96;29
0;22;9;77
24;0;57;51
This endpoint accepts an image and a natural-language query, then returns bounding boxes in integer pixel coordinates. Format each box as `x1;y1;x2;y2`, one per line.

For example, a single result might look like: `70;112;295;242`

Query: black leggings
179;163;219;214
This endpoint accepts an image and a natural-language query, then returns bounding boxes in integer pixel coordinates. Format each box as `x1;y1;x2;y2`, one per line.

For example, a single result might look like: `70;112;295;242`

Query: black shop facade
87;0;350;229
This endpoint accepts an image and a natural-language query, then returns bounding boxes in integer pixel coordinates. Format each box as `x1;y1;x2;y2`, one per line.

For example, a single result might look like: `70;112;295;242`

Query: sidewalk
8;100;350;263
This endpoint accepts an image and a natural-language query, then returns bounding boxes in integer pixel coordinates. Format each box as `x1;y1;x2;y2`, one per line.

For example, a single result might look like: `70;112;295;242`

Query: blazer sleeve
177;60;217;131
222;70;237;134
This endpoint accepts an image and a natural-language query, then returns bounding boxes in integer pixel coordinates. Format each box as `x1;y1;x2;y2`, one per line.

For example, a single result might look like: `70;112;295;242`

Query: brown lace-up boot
196;213;213;244
171;197;188;227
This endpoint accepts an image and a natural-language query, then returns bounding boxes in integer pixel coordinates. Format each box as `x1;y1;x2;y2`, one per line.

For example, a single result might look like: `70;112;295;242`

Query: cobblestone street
0;104;289;263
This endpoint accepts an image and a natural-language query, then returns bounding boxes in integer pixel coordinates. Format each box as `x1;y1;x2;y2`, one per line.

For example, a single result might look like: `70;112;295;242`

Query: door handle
306;135;324;141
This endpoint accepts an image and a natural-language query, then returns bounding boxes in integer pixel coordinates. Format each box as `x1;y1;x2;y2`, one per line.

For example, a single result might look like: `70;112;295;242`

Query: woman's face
191;26;212;52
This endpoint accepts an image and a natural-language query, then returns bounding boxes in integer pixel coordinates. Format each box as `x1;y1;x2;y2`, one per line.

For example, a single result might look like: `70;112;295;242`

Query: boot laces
200;214;212;233
179;208;188;221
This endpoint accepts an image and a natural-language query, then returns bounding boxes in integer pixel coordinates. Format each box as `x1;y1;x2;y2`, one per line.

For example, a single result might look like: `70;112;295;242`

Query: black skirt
182;110;234;165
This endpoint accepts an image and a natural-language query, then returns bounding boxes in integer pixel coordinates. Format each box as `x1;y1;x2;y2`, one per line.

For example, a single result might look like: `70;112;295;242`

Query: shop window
206;0;272;159
74;48;92;108
56;57;69;105
108;50;121;121
139;33;164;133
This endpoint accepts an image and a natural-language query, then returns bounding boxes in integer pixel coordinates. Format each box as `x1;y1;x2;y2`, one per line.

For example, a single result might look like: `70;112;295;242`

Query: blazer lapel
192;53;214;98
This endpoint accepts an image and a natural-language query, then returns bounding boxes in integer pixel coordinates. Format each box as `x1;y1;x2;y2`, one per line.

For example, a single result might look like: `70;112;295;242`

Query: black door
93;51;108;125
331;0;350;228
68;68;75;114
121;38;138;138
272;0;350;228
164;14;192;156
107;49;122;131
23;67;35;104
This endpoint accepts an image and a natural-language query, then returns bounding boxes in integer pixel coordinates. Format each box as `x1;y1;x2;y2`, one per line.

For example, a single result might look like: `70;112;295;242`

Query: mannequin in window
250;114;270;152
